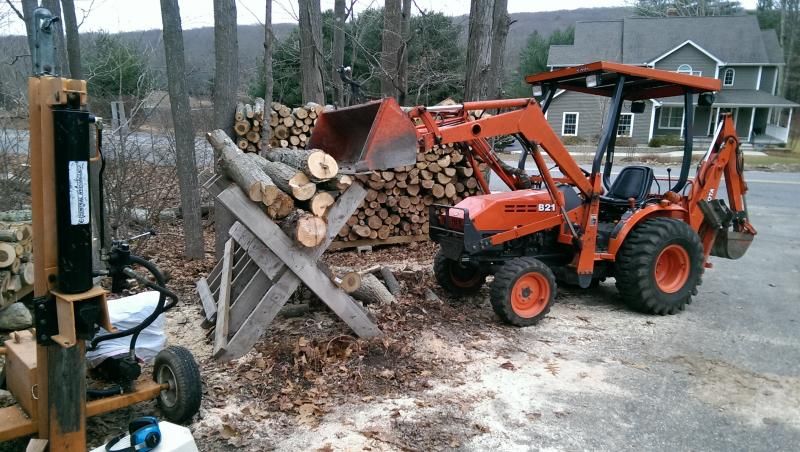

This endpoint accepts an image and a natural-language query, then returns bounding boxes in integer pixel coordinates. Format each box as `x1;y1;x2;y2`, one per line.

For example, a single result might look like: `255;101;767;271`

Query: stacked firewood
337;143;484;242
232;98;323;152
0;222;34;308
207;130;350;248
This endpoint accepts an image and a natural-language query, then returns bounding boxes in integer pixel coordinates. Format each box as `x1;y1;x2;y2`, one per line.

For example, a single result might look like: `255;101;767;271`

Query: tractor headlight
586;74;599;88
532;85;543;97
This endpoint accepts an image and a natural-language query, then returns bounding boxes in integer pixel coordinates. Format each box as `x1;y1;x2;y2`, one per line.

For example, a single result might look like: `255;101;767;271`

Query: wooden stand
198;175;381;361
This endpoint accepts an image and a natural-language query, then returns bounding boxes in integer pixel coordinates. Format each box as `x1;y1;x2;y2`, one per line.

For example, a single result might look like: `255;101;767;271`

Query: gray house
545;15;797;146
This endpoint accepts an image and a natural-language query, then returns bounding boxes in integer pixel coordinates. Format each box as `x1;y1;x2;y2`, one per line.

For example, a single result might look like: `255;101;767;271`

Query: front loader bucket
307;98;418;173
711;229;754;260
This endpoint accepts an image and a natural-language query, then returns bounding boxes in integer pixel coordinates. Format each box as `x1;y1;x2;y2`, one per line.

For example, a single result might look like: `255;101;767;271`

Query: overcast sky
1;0;759;35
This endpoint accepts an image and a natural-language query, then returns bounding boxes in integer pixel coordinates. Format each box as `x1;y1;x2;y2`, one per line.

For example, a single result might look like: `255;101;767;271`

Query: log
274;125;289;140
0;229;22;242
207;129;278;205
19;262;34;286
337;271;361;293
318;174;353;192
245;103;254;119
306;191;335;217
279;209;327;248
264;148;339;182
235;103;245;121
351;273;395;305
234;120;251;136
247;153;316;201
0;242;17;268
380;266;401;297
352;225;372;238
253;98;265;120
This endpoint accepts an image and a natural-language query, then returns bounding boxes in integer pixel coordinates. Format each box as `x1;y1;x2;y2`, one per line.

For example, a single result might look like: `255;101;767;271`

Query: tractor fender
607;204;689;256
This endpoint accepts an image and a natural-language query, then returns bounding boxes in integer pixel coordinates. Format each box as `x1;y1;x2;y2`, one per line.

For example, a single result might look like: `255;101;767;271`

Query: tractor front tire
615;218;703;315
154;345;202;424
490;257;556;326
434;250;487;296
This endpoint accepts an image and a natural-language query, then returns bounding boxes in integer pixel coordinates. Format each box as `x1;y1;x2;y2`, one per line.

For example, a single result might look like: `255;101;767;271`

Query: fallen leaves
500;361;517;371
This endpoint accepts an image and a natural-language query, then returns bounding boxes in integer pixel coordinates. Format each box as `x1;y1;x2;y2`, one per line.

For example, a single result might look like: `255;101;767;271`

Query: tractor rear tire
490;257;556;326
434;250;487;296
615;218;703;315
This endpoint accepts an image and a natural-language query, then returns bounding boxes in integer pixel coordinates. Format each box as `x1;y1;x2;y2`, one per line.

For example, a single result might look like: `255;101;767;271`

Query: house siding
760;66;778;93
720;66;759;89
653;45;717;77
546;91;653;144
652;105;712;138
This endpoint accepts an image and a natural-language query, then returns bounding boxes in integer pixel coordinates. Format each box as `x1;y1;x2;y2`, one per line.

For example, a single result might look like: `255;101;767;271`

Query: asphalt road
476;166;800;450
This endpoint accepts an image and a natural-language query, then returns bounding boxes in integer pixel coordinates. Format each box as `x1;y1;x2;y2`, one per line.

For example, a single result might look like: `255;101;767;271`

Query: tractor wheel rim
511;273;550;318
654;244;690;293
450;263;481;288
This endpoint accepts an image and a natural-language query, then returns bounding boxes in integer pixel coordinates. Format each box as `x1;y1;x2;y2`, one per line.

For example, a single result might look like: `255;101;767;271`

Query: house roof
547;16;784;67
660;90;800;107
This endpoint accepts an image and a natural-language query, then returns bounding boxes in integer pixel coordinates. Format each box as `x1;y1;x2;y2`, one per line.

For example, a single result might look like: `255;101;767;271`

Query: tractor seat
600;165;654;207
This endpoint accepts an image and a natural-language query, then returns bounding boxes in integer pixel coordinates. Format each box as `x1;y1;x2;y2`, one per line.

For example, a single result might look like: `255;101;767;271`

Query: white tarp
86;291;167;367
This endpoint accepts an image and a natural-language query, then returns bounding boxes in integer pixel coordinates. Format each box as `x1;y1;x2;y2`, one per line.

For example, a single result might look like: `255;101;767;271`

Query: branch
4;0;23;20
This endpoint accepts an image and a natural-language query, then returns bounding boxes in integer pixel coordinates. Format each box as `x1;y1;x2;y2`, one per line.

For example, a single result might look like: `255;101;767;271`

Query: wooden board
212;239;234;357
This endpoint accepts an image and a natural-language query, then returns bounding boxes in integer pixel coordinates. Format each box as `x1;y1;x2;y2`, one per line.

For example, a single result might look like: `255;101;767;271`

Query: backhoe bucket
711;229;754;260
307;98;418;173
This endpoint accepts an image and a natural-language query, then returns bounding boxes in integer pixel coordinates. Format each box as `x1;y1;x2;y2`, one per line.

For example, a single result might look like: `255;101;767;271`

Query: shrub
562;135;587;145
648;135;684;147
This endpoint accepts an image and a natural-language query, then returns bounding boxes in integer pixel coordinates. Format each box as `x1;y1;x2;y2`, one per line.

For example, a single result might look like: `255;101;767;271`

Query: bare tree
397;0;411;105
212;0;239;258
264;0;273;108
381;0;401;99
489;0;510;99
60;0;83;78
160;0;204;259
332;0;346;105
298;0;324;104
464;0;492;101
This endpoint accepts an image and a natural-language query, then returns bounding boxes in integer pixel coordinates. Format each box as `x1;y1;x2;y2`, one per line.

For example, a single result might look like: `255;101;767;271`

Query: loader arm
687;113;756;260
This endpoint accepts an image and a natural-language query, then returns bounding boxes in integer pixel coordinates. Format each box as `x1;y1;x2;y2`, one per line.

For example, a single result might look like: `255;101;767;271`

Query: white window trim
617;113;634;137
659;106;684;130
723;68;735;87
562;112;579;136
647;40;725;66
677;64;702;76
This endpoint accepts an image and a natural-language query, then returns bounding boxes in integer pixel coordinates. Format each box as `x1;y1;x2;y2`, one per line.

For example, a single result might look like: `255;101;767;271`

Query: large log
264;148;339;182
0;242;16;268
305;191;335;217
0;229;22;242
351;273;395;305
247;154;316;201
279;209;327;247
207;129;283;208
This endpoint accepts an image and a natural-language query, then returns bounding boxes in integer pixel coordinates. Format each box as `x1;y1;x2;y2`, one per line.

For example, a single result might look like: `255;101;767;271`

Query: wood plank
227;271;274;333
229;223;285;279
213;239;234;356
85;381;164;417
0;405;37;442
217;184;380;340
328;234;429;251
195;277;216;322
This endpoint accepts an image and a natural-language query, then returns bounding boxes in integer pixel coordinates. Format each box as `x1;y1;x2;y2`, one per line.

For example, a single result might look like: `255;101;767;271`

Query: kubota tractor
311;62;756;327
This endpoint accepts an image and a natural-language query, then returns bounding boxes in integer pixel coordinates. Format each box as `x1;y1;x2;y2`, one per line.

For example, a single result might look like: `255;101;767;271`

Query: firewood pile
338;143;485;243
232;98;324;152
0;222;34;308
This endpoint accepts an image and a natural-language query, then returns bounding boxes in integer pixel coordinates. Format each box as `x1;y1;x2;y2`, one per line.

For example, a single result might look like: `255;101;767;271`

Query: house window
769;108;791;128
723;68;735;86
677;64;702;76
562;112;579;136
659;107;684;129
617;113;634;137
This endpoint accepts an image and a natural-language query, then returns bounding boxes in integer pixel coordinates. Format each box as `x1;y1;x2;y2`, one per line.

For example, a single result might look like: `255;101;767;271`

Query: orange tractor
313;62;756;326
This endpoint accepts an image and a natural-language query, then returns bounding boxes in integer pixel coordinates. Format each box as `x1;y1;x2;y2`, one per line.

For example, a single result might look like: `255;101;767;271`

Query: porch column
748;107;756;142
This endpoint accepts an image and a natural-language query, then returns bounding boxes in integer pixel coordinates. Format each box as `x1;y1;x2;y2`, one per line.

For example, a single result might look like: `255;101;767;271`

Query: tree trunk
464;0;493;101
213;0;239;258
21;0;37;72
60;0;83;79
332;0;346;106
381;0;402;99
213;0;239;134
264;0;274;108
41;0;68;76
160;0;204;259
397;0;412;105
298;0;325;104
489;0;509;100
